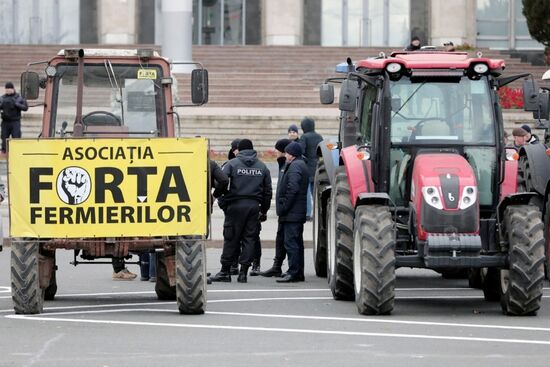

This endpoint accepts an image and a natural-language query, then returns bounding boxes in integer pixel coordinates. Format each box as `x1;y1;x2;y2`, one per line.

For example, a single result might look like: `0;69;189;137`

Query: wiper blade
392;81;426;118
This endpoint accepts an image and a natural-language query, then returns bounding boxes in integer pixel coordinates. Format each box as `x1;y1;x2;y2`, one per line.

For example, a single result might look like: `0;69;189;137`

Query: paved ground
1;247;550;367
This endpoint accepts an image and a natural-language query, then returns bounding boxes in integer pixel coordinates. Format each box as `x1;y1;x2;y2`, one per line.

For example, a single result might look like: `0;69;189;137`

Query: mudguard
317;140;340;186
497;192;539;226
341;145;374;207
519;144;550;195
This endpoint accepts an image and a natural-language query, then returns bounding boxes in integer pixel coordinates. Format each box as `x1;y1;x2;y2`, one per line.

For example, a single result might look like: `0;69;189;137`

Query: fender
317;139;340;187
497;192;540;228
341;145;374;207
500;158;518;200
518;144;550;195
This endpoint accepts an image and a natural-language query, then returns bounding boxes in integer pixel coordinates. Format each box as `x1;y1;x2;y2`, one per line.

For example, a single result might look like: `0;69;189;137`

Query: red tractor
315;51;545;316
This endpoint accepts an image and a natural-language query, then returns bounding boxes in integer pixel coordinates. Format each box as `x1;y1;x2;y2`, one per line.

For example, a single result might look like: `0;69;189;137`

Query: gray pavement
1;248;550;367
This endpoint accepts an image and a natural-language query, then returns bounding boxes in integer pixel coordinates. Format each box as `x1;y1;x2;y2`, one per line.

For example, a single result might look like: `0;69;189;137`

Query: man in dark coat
260;138;292;277
210;139;272;283
299;117;323;220
0;82;28;155
276;141;309;283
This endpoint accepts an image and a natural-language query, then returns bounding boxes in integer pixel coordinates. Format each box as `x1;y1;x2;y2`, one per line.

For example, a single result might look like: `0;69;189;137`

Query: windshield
51;63;165;137
390;77;495;145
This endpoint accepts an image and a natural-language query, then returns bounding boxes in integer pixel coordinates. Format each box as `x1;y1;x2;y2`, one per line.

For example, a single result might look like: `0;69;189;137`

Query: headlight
45;65;57;77
473;63;489;74
422;186;443;210
386;62;402;73
459;186;477;210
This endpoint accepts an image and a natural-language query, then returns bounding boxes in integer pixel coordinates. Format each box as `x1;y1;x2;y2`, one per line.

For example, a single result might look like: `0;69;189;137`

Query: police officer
210;139;272;283
276;142;309;283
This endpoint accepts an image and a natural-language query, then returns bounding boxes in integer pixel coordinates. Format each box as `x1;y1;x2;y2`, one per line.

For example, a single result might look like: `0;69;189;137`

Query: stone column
98;0;137;44
161;0;193;73
263;0;303;45
430;0;476;47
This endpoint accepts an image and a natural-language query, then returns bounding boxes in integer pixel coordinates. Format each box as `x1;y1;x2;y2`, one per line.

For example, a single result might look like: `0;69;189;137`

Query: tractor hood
411;153;479;239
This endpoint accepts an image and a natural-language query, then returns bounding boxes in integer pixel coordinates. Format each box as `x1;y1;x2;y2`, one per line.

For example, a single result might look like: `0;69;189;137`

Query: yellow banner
8;138;208;238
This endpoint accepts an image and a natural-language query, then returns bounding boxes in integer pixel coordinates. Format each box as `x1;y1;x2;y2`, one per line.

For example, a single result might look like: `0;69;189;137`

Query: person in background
299;117;323;221
521;124;539;144
260;138;292;277
0;81;28;157
444;41;456;52
276;142;309;283
288;124;299;142
139;252;157;282
405;36;422;51
512;127;528;150
228;138;241;160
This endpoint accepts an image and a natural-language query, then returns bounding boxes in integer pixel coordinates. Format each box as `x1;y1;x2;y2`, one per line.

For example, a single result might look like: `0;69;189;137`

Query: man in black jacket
276;142;309;283
299;117;323;220
0;82;28;155
210;139;272;283
260;138;292;277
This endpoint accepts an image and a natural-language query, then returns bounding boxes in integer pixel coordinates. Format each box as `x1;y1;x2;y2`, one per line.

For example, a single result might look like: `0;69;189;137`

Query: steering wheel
82;111;122;126
409;117;447;139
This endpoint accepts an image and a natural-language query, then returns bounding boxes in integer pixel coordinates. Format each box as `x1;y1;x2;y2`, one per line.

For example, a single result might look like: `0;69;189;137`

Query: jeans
139;252;157;279
282;221;304;279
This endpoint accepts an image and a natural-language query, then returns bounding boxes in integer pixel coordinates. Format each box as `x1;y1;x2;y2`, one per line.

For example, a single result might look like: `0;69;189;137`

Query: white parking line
6;312;550;346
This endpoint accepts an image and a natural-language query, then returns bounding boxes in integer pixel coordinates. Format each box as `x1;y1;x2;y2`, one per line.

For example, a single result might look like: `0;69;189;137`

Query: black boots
237;265;249;283
209;270;231;282
249;261;261;276
230;263;239;275
259;265;282;277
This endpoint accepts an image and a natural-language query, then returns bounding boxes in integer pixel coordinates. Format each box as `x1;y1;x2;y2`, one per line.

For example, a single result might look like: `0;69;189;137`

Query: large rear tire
155;252;176;300
313;160;330;278
11;240;44;314
500;205;545;316
542;195;550;279
176;238;207;315
327;167;354;300
353;205;396;315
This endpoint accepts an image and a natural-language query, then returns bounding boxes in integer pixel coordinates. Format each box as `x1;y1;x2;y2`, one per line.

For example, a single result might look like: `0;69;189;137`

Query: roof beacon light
473;63;489;74
335;62;356;73
386;63;402;73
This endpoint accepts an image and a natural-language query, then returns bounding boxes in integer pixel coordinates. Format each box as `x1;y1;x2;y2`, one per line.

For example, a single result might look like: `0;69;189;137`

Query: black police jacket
299;119;323;179
276;157;309;223
0;93;28;122
221;149;272;215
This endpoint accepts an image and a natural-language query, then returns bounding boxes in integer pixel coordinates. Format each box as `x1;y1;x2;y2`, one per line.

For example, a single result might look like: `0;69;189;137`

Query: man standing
299;117;323;220
210;139;272;283
0;82;28;156
512;127;528;150
276;142;309;283
521;124;539;144
260;138;292;277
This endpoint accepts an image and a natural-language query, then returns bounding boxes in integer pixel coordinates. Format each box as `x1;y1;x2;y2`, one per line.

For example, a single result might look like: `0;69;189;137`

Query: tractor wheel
481;268;500;302
155;252;176;301
176;238;207;315
542;195;550;280
468;268;482;289
313;160;330;277
353;205;396;315
500;205;545;316
327;166;355;301
11;240;44;314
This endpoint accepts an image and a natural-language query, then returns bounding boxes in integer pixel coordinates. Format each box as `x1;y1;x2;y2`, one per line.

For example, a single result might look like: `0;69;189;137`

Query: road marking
0;286;10;293
6;312;550;346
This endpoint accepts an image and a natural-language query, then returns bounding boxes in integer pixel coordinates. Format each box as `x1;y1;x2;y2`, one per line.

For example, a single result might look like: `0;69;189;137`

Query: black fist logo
56;167;91;205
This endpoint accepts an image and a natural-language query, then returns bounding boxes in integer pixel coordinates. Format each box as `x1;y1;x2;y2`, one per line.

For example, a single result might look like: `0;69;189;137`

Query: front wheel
176;238;207;314
500;205;545;316
353;205;396;315
11;240;44;314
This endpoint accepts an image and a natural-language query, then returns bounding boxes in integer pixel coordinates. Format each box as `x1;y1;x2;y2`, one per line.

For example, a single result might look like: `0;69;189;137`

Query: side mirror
20;71;40;100
339;79;358;112
534;91;550;120
320;83;334;104
523;78;539;112
191;69;208;105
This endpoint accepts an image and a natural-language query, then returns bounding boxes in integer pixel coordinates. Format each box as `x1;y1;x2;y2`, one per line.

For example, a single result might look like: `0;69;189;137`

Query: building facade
0;0;543;50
